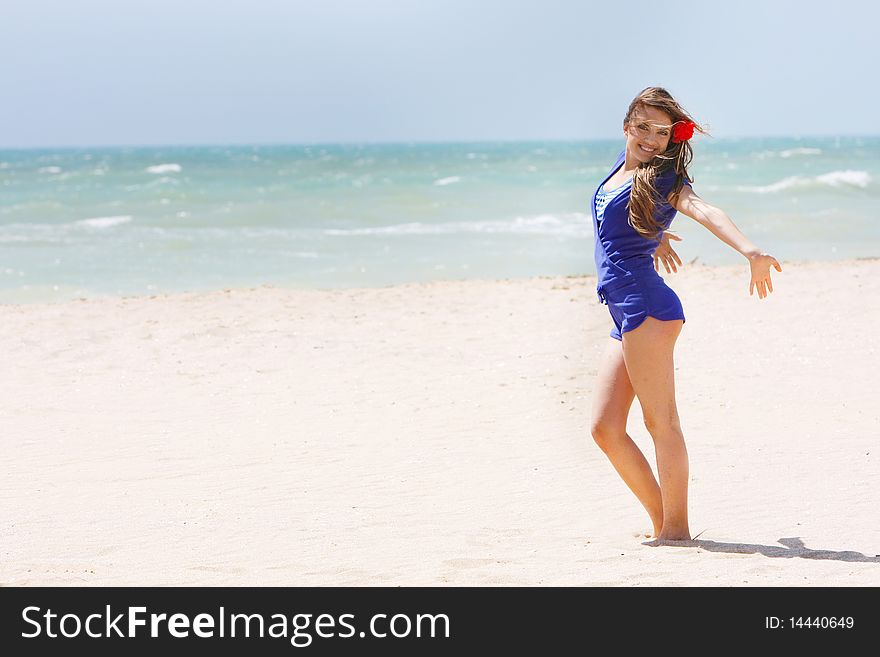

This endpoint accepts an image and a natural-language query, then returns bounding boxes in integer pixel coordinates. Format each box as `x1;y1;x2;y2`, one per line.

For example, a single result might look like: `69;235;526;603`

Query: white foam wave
753;147;822;159
38;166;63;174
146;163;182;174
125;176;180;191
816;170;870;187
323;213;591;237
738;170;870;193
433;176;461;186
779;147;822;158
74;215;133;228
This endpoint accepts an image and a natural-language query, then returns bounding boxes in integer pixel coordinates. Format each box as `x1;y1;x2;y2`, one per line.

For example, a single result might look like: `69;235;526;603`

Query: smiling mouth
639;145;656;154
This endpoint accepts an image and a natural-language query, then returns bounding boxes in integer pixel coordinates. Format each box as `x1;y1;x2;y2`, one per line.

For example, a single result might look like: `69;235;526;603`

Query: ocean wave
38;166;63;174
433;176;461;186
737;170;870;193
124;176;180;191
146;163;182;174
753;147;823;159
815;170;871;187
74;215;133;228
322;213;591;237
779;147;822;158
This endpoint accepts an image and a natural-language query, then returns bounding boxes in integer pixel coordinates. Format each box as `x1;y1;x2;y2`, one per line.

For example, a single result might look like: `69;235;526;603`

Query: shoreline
3;254;878;308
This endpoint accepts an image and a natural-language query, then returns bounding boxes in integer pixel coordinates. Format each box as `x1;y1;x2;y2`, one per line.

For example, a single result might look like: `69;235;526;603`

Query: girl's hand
654;232;683;274
749;253;783;299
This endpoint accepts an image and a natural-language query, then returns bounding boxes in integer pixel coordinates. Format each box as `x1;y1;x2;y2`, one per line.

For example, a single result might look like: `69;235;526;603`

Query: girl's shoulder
655;167;692;191
653;167;692;212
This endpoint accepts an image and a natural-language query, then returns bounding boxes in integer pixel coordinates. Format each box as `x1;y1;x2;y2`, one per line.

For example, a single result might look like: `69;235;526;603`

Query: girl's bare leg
621;317;690;540
590;337;664;536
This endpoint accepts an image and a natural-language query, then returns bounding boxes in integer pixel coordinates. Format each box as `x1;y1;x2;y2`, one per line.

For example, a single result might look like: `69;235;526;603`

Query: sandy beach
2;257;878;586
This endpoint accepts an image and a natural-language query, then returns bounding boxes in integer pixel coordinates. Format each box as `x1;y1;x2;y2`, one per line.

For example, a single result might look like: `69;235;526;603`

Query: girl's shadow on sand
642;536;880;563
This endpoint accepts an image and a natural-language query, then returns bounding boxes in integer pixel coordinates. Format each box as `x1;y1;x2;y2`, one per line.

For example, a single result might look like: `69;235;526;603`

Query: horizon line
1;133;878;152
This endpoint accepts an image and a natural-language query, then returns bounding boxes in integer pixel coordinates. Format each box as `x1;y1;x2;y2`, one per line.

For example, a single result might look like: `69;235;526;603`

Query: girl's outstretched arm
670;186;783;299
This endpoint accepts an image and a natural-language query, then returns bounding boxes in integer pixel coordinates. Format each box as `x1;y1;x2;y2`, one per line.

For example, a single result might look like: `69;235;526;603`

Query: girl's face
624;105;674;164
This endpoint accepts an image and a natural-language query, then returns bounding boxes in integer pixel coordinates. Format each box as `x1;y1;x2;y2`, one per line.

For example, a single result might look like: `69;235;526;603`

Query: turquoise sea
1;137;877;303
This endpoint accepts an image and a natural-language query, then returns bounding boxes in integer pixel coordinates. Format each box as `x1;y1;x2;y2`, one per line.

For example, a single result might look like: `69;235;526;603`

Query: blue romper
592;150;691;341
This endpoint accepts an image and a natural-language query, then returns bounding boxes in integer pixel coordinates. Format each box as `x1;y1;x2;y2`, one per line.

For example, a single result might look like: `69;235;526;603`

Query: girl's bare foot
630;517;662;539
650;516;663;539
657;529;691;541
643;528;705;546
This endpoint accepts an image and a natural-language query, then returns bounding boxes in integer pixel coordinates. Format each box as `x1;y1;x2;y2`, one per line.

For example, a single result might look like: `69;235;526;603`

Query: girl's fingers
766;277;773;293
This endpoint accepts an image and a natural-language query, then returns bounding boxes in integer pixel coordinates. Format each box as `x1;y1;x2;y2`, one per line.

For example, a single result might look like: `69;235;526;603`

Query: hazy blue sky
2;0;877;148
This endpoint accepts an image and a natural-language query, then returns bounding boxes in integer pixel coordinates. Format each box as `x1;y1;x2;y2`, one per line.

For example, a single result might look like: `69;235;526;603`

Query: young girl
590;87;782;541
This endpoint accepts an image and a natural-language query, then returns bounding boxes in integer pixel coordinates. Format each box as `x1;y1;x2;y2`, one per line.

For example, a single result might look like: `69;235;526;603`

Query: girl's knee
590;421;624;452
642;411;682;436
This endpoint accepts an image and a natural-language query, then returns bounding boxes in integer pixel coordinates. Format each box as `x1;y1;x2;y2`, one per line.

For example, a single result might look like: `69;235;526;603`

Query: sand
2;257;878;586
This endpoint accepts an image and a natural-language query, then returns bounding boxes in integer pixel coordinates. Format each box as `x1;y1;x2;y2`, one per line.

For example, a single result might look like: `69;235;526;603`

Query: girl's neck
622;154;640;172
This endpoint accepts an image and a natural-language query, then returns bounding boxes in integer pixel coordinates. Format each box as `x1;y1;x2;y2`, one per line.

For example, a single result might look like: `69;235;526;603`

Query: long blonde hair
625;87;708;241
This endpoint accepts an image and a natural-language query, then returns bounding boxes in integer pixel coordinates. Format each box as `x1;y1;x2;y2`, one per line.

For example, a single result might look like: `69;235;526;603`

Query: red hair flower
672;120;695;143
